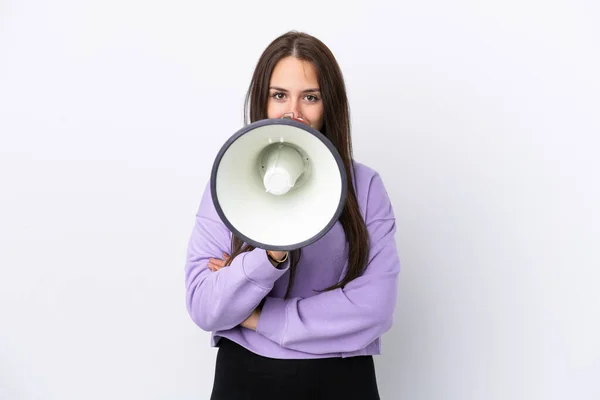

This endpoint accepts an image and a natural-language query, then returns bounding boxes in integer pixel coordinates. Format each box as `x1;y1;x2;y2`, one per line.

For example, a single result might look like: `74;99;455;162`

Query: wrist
267;250;288;263
266;250;288;267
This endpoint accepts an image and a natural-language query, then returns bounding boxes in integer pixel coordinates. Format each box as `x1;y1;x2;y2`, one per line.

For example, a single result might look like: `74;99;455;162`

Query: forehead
269;56;319;86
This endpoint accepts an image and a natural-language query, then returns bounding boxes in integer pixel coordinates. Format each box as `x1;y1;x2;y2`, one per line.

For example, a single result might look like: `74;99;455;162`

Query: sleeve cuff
241;248;290;289
256;296;288;345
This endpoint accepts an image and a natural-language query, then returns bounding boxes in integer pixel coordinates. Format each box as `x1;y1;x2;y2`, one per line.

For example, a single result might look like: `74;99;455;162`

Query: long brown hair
226;31;369;297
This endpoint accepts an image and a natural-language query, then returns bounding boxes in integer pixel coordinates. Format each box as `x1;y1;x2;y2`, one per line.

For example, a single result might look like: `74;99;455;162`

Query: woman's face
266;56;325;131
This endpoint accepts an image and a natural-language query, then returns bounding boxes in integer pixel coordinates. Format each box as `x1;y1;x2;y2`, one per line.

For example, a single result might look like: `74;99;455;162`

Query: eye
304;94;320;102
271;92;286;101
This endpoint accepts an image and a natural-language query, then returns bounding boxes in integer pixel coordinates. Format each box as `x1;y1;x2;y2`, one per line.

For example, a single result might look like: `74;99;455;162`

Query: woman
184;31;401;399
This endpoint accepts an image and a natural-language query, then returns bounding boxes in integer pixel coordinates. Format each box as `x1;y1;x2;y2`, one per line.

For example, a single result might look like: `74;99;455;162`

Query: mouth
281;113;309;126
292;117;309;125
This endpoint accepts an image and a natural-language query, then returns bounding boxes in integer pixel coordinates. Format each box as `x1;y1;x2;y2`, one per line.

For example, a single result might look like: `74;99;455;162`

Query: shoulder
351;159;389;199
351;160;379;185
351;160;395;222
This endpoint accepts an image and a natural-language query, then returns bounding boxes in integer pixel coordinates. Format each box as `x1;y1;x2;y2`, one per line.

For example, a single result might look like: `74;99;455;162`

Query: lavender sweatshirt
184;161;401;359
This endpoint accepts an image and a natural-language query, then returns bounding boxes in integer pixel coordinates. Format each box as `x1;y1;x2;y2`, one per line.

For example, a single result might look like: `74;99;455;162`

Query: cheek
267;101;284;119
307;105;325;129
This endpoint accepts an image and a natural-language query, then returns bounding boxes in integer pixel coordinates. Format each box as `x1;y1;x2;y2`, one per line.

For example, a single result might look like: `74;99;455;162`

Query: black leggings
210;338;380;400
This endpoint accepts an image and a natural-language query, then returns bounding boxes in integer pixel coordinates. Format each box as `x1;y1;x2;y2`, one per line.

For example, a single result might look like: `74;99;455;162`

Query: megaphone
210;116;347;251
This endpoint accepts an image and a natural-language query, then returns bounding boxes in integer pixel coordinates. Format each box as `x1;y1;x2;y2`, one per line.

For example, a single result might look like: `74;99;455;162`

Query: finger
209;258;226;267
223;253;230;260
208;261;227;272
208;261;220;271
213;258;227;268
212;262;228;271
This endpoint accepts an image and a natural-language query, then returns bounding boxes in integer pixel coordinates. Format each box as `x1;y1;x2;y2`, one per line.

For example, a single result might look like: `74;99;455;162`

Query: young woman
184;31;401;399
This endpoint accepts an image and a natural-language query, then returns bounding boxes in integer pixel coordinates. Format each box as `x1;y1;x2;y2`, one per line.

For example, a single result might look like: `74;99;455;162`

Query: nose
289;98;301;120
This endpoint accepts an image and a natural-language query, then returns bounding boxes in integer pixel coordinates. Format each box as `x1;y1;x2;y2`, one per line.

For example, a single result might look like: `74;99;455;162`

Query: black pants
210;338;380;400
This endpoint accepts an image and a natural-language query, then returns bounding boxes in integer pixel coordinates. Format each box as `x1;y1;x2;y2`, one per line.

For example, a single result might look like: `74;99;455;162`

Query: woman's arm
184;182;290;332
254;173;401;354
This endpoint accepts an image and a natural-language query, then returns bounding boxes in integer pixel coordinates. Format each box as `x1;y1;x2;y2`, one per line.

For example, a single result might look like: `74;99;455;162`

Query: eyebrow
269;86;321;93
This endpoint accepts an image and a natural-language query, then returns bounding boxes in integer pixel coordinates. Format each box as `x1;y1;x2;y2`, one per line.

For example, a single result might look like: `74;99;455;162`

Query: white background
1;1;599;399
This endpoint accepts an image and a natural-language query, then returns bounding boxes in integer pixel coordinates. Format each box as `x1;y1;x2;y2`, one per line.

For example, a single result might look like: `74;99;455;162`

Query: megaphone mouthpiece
262;144;305;196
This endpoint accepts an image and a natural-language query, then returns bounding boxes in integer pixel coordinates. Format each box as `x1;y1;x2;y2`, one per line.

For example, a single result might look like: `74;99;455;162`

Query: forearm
256;272;397;354
186;247;289;331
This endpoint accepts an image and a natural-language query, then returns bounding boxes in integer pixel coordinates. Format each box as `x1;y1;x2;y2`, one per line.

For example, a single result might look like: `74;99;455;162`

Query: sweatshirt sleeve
255;172;400;354
184;181;290;332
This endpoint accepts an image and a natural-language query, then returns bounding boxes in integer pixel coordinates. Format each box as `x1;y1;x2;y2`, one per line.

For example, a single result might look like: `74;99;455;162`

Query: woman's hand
240;307;261;331
208;253;230;272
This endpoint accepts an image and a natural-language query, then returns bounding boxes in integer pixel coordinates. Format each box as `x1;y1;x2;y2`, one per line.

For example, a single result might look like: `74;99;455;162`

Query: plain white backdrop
1;1;599;399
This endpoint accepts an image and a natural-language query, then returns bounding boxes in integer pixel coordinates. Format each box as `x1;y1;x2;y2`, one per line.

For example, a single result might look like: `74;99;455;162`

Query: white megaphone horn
210;115;347;251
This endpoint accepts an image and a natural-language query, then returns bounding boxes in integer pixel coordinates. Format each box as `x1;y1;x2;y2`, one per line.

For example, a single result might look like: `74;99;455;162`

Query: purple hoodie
184;161;401;359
